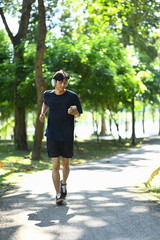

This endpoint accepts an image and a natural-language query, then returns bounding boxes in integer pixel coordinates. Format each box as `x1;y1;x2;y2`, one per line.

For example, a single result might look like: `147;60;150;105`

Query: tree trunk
112;117;121;143
131;97;136;145
0;0;34;150
109;117;112;134
125;110;129;136
142;103;145;134
13;38;28;150
151;106;155;124
32;0;47;160
100;113;106;136
91;111;95;133
14;91;27;150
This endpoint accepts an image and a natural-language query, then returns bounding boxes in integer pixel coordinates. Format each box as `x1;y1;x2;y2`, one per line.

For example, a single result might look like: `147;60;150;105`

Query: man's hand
39;113;45;122
68;106;78;116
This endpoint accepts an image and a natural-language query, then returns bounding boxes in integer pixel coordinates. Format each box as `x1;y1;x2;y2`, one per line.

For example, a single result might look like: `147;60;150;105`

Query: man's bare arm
39;103;48;122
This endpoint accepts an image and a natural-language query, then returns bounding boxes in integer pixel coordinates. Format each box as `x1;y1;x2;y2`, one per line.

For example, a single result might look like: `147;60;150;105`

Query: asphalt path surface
1;136;160;240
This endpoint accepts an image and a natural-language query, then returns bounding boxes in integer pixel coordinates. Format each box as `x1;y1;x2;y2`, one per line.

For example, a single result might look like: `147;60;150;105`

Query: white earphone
51;78;69;87
51;78;56;87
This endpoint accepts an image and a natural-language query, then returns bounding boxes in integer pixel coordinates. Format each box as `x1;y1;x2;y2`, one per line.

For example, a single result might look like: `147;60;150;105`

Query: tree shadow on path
28;201;74;227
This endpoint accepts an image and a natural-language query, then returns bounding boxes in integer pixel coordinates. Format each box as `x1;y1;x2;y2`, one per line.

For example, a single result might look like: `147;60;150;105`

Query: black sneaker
60;180;67;199
56;193;63;204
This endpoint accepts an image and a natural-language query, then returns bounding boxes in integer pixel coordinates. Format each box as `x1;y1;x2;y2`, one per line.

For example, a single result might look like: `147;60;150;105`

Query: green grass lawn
0;138;142;196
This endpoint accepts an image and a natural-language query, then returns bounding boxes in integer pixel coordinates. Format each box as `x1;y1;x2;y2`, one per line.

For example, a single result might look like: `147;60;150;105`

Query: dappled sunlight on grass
0;138;143;195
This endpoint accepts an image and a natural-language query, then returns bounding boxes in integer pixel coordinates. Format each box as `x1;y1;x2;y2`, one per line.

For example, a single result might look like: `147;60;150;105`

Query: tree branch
0;7;14;45
37;0;47;50
15;0;34;42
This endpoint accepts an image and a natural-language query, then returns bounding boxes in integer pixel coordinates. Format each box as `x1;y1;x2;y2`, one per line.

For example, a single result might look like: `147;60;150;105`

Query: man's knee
62;158;70;169
52;158;60;171
63;165;70;172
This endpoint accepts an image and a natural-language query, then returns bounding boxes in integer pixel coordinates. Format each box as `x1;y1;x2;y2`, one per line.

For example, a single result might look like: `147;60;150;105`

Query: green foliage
0;117;14;137
0;30;14;120
0;30;37;117
48;0;159;113
27;4;39;43
135;48;160;105
18;42;37;109
44;31;147;115
0;0;159;138
44;34;82;91
61;0;159;62
75;33;145;112
27;0;59;42
0;0;21;17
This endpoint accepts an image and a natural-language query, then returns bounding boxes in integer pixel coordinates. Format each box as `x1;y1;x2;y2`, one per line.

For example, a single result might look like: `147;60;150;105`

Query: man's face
55;78;68;92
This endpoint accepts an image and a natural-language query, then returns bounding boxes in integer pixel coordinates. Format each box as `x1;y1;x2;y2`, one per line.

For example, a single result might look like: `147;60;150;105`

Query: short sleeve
74;94;83;114
43;91;48;105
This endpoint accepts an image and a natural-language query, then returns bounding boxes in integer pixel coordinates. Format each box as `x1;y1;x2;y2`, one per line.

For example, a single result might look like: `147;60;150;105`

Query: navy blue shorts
47;138;73;158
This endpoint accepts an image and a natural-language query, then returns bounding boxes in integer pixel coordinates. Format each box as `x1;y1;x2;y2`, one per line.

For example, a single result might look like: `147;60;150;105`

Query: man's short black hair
53;70;70;81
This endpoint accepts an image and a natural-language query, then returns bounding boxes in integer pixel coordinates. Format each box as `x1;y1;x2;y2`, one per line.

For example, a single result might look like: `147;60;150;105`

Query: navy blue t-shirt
44;90;83;141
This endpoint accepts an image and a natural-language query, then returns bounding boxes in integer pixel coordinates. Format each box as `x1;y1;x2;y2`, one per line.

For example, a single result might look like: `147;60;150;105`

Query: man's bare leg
52;157;60;194
62;157;70;184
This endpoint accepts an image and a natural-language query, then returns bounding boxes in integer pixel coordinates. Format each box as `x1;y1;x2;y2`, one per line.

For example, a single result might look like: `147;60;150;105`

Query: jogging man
39;70;82;204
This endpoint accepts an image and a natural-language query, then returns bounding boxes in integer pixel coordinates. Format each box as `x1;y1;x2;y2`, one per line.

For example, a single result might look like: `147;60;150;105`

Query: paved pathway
1;136;160;240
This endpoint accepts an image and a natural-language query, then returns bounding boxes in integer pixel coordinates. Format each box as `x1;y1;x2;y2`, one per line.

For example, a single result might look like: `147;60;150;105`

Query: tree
32;0;47;160
69;0;159;59
0;0;34;150
44;31;146;142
